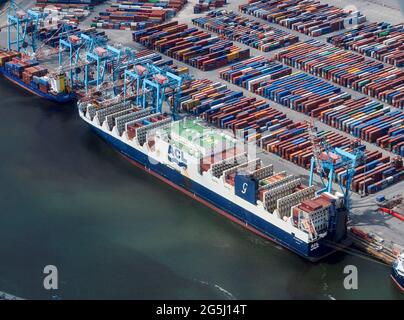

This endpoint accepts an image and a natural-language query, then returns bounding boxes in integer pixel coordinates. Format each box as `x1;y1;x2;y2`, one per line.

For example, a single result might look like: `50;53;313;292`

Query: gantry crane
3;0;47;53
84;45;124;93
122;62;189;115
307;119;365;212
59;32;108;88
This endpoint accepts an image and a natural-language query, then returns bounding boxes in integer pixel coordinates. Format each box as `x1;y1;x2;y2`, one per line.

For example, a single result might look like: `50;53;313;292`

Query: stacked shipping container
177;78;403;194
193;0;227;14
32;4;92;25
2;56;55;94
133;21;250;71
218;57;404;157
327;22;404;68
192;10;299;52
92;0;187;30
239;0;366;37
275;40;404;109
104;48;189;77
36;0;105;4
39;26;108;48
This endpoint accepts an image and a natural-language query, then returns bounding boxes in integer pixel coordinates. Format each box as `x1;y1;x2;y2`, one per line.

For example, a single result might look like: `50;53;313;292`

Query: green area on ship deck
165;118;238;158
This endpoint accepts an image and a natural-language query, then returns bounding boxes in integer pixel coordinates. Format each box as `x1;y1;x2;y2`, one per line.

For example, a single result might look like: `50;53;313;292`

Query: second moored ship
0;49;75;103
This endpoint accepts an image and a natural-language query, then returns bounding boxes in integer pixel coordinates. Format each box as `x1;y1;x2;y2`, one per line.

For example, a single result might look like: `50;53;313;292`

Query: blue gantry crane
59;32;108;88
5;0;47;53
307;120;365;211
123;62;188;116
142;64;184;114
84;45;123;93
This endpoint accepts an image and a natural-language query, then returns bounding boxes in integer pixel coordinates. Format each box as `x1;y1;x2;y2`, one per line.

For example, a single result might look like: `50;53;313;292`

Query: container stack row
39;26;108;48
32;4;92;25
192;10;299;52
92;0;187;30
193;0;227;14
133;21;250;71
36;0;105;5
218;56;404;156
105;49;189;77
320;100;404;157
177;78;403;194
327;22;404;67
275;40;404;109
239;0;366;37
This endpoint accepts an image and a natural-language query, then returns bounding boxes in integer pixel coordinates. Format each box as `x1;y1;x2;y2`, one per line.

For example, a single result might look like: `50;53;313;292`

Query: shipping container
276;40;404;109
133;21;250;71
327;22;404;67
219;56;404;156
177;79;403;194
91;0;187;31
193;0;227;14
239;0;366;37
192;10;299;52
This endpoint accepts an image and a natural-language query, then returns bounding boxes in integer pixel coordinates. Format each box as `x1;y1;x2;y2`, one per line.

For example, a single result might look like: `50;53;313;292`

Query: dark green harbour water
0;77;402;300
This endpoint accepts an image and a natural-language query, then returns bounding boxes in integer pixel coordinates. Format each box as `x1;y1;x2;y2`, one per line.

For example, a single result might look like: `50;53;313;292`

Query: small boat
391;253;404;293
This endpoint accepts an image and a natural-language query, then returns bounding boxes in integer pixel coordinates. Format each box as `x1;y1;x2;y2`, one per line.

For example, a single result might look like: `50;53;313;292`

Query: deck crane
4;0;47;53
307;119;366;214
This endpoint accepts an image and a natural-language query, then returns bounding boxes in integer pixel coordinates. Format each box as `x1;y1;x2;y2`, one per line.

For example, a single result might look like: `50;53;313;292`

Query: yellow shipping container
177;67;189;74
227;51;239;62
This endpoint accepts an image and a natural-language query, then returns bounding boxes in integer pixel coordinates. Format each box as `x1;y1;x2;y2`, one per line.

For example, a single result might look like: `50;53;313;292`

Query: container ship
391;253;404;292
78;98;348;262
0;50;75;103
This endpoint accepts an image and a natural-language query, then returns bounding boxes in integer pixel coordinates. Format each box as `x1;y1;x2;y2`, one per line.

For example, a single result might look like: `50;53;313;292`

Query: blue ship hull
0;68;75;103
391;263;404;292
90;124;340;262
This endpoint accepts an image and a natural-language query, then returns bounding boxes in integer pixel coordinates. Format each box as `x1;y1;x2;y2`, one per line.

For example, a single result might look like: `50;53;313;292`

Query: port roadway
0;0;403;247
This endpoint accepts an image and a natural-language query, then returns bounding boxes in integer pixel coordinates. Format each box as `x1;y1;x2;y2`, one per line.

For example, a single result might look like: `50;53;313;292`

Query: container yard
239;0;367;37
193;0;226;14
0;0;403;300
218;56;404;157
133;21;251;70
92;0;188;30
192;10;299;52
39;25;108;48
32;5;92;25
327;22;404;68
275;40;404;109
